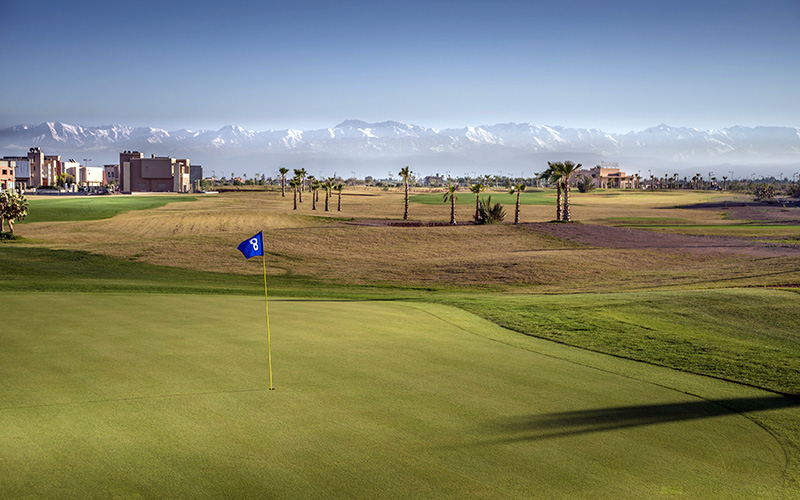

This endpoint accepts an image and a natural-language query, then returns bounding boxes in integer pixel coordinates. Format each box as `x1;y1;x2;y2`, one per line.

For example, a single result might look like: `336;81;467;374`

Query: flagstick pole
263;253;274;390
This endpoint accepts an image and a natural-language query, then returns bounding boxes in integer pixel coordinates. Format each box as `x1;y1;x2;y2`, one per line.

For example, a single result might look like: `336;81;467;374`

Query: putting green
0;293;794;499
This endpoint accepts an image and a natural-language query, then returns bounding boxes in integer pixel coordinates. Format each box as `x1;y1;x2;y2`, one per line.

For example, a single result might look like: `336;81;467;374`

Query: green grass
20;195;198;224
606;217;689;224
0;246;443;299
3;246;799;394
621;223;800;238
1;293;797;499
410;191;559;206
445;289;800;395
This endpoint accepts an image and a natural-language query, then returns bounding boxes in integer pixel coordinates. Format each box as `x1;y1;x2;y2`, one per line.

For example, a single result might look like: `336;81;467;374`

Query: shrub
475;196;505;224
754;185;775;202
576;176;596;193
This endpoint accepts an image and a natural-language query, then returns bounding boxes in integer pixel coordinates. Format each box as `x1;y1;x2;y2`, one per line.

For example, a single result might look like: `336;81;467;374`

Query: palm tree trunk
325;191;330;211
475;194;480;220
450;196;456;225
515;192;520;224
281;176;286;197
563;182;571;222
337;192;342;211
293;188;297;210
298;188;303;203
312;192;317;210
556;182;563;221
403;181;409;220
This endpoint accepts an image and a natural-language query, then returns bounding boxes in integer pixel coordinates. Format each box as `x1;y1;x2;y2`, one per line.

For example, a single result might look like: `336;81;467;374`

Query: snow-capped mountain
1;120;798;177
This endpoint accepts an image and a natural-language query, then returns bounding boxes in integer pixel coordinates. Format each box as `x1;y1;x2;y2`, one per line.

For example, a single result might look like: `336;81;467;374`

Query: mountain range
2;120;799;178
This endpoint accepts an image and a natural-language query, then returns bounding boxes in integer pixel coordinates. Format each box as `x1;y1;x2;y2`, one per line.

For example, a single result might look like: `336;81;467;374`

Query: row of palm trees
279;167;345;212
398;167;532;226
400;164;579;225
277;161;581;223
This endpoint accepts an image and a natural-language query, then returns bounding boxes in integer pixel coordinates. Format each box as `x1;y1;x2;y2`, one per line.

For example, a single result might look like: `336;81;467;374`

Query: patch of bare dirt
336;217;800;257
343;219;463;227
678;199;800;223
526;222;799;257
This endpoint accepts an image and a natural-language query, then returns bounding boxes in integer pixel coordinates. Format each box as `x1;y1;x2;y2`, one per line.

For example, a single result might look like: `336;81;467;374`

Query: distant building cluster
573;162;638;189
0;146;203;193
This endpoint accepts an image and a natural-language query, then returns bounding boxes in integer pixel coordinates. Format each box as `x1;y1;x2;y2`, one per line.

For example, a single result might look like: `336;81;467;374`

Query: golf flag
237;231;264;260
237;230;275;390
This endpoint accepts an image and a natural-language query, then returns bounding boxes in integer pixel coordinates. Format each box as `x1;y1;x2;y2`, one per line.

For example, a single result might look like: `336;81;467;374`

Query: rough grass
13;191;800;291
1;293;797;499
445;289;800;395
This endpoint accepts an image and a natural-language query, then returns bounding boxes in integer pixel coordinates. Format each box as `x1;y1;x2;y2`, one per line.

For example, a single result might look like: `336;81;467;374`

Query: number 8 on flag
237;231;264;260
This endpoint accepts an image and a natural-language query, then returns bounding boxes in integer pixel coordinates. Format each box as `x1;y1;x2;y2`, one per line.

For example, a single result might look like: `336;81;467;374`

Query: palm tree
307;175;317;201
509;183;526;224
293;168;308;192
279;167;289;197
442;184;458;225
289;177;300;210
323;179;333;212
333;183;344;211
399;166;412;220
293;169;304;202
310;181;320;210
559;160;582;222
469;183;486;220
542;163;563;221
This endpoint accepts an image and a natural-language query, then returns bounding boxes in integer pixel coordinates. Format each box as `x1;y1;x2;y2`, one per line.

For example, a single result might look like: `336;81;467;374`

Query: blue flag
237;231;264;260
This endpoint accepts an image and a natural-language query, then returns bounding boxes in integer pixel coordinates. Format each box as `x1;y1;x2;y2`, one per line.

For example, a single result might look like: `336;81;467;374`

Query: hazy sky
1;0;798;133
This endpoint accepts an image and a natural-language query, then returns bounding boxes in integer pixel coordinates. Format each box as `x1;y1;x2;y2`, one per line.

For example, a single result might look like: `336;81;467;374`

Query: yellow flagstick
262;253;274;390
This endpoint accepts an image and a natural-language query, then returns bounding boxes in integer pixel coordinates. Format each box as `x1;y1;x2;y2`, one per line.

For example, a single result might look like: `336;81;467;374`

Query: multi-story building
3;147;63;188
119;151;191;193
0;160;16;191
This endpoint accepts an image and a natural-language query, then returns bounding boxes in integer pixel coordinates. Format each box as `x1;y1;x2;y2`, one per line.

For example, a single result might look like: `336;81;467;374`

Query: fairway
20;195;198;224
1;293;795;499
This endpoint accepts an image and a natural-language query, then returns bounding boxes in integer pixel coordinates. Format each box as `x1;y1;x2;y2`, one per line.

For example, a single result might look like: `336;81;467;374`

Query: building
66;163;105;187
190;164;203;190
0;160;15;191
119;151;191;193
104;164;120;186
2;148;68;188
574;162;636;189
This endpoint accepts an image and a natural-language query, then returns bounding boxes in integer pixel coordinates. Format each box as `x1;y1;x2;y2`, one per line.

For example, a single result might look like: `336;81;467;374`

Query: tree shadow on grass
489;395;800;443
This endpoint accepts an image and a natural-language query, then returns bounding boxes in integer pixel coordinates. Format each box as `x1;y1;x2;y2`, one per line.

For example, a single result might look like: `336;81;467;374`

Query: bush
754;185;775;202
787;183;800;198
0;231;21;240
475;196;505;224
576;176;596;193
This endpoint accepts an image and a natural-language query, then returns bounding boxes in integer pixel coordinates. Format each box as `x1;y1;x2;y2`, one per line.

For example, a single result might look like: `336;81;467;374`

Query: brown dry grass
15;189;800;291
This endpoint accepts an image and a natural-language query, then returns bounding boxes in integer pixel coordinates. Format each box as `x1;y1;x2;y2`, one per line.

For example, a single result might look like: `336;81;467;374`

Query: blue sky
1;0;798;133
